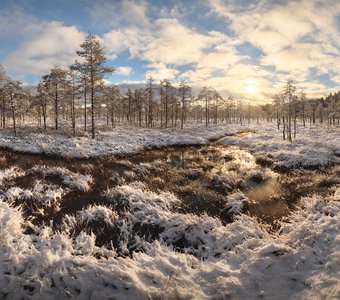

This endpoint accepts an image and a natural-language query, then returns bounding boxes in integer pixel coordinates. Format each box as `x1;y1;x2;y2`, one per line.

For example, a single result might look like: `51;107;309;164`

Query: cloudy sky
0;0;339;102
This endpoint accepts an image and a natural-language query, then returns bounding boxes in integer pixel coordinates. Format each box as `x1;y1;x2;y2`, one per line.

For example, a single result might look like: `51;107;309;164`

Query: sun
245;83;257;95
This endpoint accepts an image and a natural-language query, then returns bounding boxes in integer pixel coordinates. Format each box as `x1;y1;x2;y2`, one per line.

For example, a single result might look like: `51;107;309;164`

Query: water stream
0;142;338;234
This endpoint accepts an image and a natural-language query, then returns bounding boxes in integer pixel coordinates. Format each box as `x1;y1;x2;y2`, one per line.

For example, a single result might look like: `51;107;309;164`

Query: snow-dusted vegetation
0;124;241;158
219;123;340;169
0;182;339;298
0;0;339;298
0;122;338;298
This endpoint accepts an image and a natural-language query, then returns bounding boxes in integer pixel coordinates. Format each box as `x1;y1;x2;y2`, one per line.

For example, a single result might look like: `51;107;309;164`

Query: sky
0;0;339;103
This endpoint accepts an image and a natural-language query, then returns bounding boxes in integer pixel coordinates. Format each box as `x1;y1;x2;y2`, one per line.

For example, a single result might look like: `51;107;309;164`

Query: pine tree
145;76;155;128
4;79;26;136
160;79;173;128
67;69;79;136
0;66;9;128
70;60;89;131
283;80;296;142
198;86;212;126
178;80;191;129
75;33;114;139
36;81;50;130
43;66;67;131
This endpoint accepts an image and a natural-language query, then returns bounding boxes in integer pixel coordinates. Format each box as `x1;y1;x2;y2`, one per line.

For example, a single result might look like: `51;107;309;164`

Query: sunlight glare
245;83;257;95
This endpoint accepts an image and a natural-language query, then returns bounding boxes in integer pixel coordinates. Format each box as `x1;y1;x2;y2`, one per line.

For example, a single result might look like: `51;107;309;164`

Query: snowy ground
0;122;338;166
0;121;339;299
0;179;339;299
218;122;340;169
0;124;243;158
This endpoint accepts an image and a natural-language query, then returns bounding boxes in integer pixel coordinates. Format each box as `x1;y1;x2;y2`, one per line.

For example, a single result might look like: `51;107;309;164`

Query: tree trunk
10;94;16;136
91;80;95;139
205;95;208;126
55;84;58;130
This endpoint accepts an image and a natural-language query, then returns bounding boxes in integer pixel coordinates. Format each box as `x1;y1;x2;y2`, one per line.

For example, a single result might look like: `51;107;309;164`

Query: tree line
270;81;340;142
0;34;339;139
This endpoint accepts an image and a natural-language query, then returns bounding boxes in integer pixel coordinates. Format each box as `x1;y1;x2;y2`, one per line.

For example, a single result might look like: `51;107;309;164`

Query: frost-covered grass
0;166;25;184
1;166;94;219
0;124;242;158
32;165;93;192
1;121;338;169
0;122;339;298
0;122;338;170
219;122;340;169
0;183;339;299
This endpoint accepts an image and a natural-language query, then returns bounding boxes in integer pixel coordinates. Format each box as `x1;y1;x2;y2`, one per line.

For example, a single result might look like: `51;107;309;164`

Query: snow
223;191;250;215
5;182;64;213
0;123;338;170
0;125;241;158
0;181;338;299
219;123;340;169
0;122;338;298
33;165;93;192
0;166;25;184
77;205;118;226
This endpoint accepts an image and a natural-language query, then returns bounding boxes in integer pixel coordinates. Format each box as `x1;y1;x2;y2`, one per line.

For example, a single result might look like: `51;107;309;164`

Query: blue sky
0;0;339;102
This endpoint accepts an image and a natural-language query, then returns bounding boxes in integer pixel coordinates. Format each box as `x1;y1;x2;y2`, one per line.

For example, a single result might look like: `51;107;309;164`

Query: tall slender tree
75;33;114;139
67;69;79;136
71;60;89;131
0;66;9;128
43;66;67;131
4;79;26;136
198;86;212;126
145;76;155;128
36;81;50;130
160;79;174;128
283;80;296;142
178;80;191;129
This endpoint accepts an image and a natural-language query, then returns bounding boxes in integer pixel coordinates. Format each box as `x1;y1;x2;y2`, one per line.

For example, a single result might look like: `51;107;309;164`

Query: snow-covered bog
0;124;243;159
0;185;338;298
219;123;340;169
0;122;338;298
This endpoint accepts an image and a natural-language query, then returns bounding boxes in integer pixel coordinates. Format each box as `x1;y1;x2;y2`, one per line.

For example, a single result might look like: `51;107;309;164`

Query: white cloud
116;66;134;76
261;42;340;80
144;63;179;81
103;18;220;66
103;16;242;85
3;20;85;76
208;0;340;82
103;27;146;59
140;18;215;65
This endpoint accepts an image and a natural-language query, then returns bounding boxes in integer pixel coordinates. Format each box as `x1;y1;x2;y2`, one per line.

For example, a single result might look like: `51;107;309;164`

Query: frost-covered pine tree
36;81;50;130
198;86;212;127
145;76;155;128
283;80;296;142
75;33;114;139
160;79;173;128
70;60;89;132
42;66;67;131
0;65;8;128
4;79;27;136
178;80;191;129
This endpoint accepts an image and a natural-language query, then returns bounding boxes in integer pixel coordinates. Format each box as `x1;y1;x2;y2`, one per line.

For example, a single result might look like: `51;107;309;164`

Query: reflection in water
245;170;280;202
0;144;337;231
161;146;288;223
